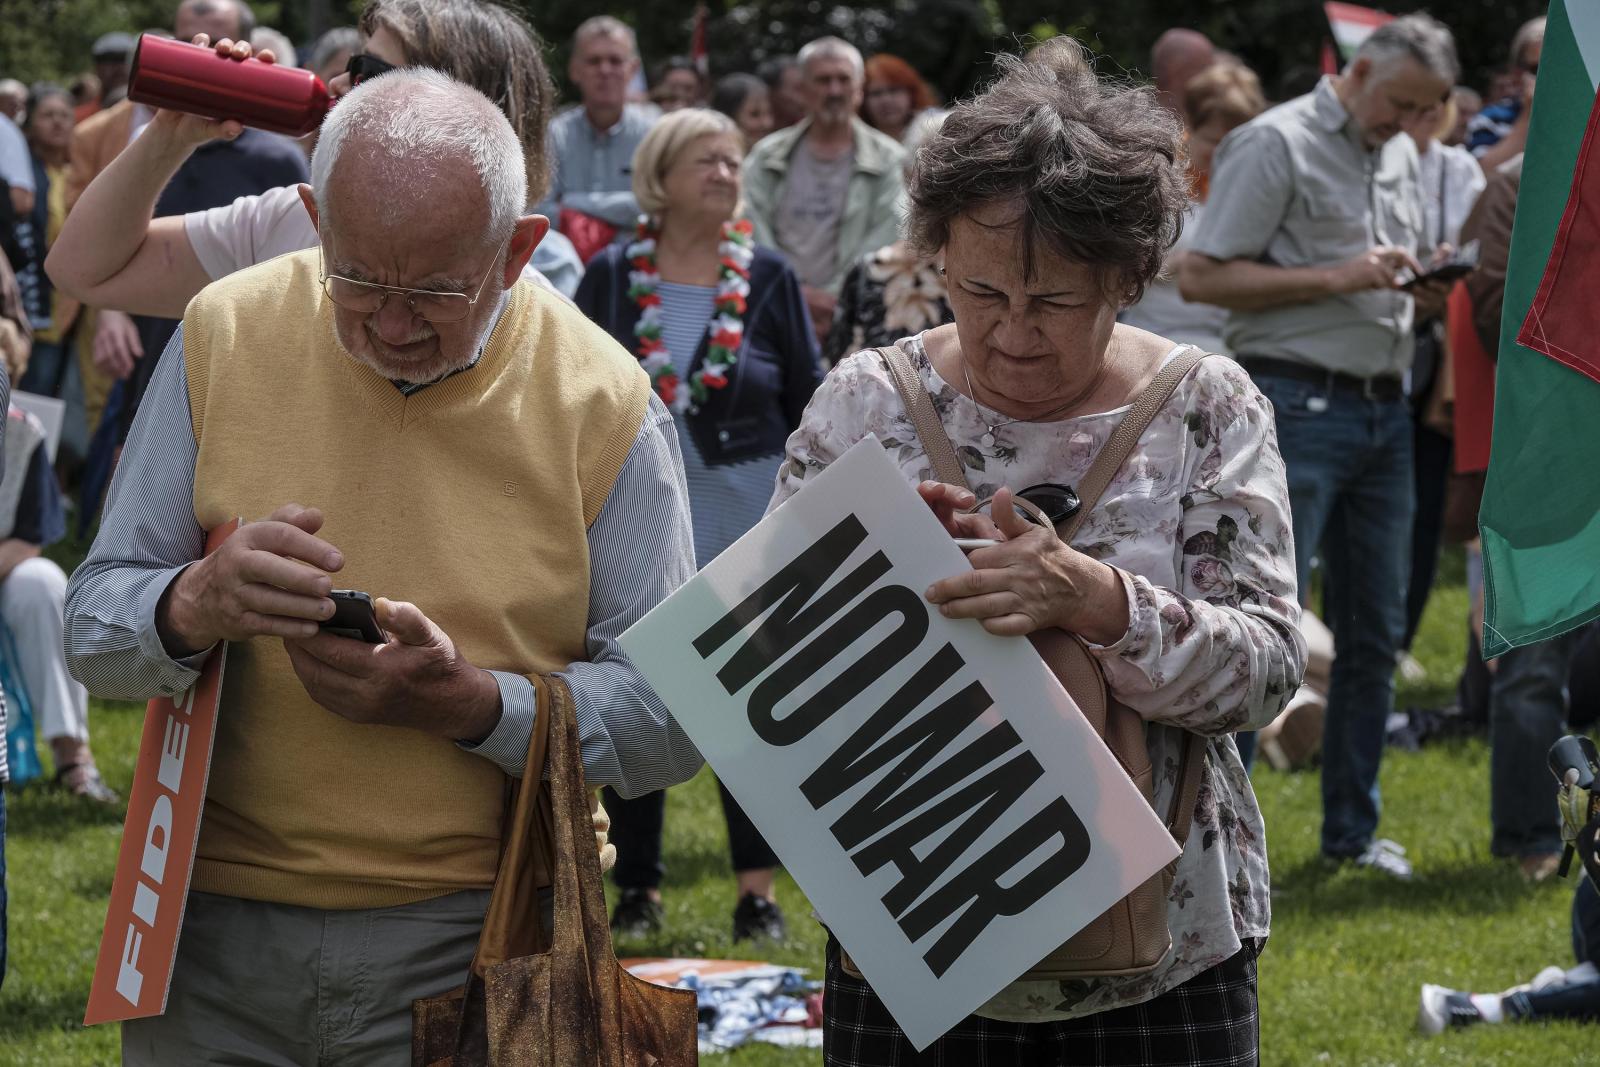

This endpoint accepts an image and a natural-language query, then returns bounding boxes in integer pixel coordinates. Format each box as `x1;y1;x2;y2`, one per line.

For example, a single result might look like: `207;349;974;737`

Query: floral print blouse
768;333;1305;1022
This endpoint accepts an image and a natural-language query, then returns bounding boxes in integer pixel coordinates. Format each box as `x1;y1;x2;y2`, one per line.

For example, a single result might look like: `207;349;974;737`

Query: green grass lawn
1;545;1589;1065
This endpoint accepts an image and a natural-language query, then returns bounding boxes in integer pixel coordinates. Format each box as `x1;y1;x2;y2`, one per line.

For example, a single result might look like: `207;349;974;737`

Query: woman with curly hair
777;38;1303;1065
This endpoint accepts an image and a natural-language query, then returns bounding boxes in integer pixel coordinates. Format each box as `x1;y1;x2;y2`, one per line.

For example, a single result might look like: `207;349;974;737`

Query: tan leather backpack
868;342;1208;981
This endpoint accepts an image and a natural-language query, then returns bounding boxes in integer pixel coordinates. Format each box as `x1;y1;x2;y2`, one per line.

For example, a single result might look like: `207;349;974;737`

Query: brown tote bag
868;343;1208;981
412;676;699;1067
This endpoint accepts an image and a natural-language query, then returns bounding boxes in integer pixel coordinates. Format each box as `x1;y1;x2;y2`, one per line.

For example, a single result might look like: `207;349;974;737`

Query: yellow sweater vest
183;249;649;909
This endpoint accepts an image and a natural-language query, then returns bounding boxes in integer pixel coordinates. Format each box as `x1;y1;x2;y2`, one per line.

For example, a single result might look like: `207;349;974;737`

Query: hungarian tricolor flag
1321;3;1394;73
1480;0;1600;657
1325;3;1394;59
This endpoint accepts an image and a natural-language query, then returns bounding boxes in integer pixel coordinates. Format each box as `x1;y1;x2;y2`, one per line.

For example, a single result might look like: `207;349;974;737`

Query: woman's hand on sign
282;597;504;743
155;503;343;656
916;481;1003;541
924;487;1130;644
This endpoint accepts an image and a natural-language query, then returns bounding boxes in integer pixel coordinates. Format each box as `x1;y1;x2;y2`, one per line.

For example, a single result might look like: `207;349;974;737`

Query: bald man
1152;28;1216;120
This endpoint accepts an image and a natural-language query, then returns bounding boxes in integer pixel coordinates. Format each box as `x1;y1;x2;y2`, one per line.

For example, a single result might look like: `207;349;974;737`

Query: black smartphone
1400;260;1475;290
321;590;387;644
1401;240;1481;290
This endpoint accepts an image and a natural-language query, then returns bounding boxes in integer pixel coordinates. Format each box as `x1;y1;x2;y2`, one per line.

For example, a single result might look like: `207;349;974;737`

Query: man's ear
297;183;319;231
506;214;550;284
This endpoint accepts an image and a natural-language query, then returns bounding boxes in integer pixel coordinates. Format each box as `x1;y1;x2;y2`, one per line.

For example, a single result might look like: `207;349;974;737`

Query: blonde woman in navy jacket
574;108;824;943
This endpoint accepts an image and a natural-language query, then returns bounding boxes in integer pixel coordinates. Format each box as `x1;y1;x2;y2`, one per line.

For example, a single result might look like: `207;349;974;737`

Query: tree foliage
0;0;1557;106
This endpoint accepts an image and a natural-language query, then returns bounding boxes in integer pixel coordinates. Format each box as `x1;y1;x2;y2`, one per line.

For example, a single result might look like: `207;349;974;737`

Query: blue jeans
1253;371;1413;858
1490;632;1577;858
1504;876;1600;1021
17;339;68;396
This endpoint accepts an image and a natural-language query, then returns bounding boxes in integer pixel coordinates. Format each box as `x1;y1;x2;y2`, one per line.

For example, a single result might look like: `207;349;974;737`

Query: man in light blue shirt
1181;15;1458;881
534;16;656;252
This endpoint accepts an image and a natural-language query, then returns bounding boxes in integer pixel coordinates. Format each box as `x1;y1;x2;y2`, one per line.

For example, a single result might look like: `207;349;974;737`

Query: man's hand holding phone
284;597;503;742
1404;241;1479;320
156;501;501;740
156;502;343;657
1329;245;1423;294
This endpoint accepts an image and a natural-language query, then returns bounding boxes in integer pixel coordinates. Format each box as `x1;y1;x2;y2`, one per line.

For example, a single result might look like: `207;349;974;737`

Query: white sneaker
1353;838;1413;880
1418;984;1485;1035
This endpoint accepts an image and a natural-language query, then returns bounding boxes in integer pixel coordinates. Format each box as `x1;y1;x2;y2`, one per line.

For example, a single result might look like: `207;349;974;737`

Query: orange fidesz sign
84;520;237;1025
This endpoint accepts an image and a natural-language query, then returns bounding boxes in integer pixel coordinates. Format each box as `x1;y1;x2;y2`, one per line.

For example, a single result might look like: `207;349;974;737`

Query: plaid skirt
822;937;1262;1067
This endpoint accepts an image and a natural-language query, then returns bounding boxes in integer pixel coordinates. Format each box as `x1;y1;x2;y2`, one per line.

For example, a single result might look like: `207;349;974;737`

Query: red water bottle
127;32;332;137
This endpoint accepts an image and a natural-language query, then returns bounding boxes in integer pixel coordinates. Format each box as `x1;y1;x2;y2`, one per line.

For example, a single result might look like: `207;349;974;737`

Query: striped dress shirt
63;327;703;796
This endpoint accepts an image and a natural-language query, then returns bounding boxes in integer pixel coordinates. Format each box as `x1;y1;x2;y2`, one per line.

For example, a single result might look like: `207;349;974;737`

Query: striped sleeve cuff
136;563;214;696
458;670;538;777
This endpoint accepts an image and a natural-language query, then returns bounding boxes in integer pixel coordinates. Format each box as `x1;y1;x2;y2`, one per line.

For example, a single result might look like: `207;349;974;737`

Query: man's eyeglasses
318;248;501;323
345;53;397;86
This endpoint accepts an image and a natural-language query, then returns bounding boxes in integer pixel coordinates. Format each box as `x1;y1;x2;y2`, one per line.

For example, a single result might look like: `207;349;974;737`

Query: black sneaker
732;893;786;943
610;888;663;939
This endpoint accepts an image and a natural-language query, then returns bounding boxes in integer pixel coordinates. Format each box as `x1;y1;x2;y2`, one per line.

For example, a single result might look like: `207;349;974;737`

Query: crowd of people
0;0;1595;1060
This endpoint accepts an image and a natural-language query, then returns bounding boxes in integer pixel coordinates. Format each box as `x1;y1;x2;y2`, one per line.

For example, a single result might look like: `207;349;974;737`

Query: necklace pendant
981;430;996;448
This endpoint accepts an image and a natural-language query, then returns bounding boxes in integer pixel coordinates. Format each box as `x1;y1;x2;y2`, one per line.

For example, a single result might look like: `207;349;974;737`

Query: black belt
1237;356;1404;402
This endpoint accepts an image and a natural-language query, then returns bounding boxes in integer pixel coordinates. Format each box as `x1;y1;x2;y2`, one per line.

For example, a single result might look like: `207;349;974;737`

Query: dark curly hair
906;37;1188;304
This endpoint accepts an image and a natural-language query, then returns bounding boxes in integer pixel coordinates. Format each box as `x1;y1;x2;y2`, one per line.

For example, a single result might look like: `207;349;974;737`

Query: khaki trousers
122;888;491;1066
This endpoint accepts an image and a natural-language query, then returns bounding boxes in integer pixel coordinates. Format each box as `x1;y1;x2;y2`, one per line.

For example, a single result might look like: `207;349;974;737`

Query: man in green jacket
742;36;905;341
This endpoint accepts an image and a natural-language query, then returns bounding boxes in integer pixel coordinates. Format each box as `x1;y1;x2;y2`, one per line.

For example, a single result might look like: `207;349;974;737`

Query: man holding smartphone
1179;15;1459;881
64;72;701;1063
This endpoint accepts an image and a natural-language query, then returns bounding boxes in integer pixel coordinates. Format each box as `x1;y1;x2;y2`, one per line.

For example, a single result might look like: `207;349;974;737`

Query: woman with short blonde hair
631;108;744;218
1184;61;1267;157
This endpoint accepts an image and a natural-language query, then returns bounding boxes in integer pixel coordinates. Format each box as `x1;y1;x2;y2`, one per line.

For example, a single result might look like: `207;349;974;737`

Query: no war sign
621;438;1178;1048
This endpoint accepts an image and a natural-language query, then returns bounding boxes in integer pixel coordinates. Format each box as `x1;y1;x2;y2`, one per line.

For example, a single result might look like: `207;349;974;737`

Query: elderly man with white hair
742;35;905;341
64;69;701;1063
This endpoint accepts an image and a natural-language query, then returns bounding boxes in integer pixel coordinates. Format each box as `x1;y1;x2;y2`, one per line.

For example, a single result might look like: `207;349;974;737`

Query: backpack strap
878;344;970;491
1061;346;1206;541
1167;732;1207;843
1048;344;1208;842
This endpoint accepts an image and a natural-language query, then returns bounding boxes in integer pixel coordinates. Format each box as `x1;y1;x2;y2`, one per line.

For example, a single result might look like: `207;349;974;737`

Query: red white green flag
1324;3;1394;61
1480;0;1600;656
